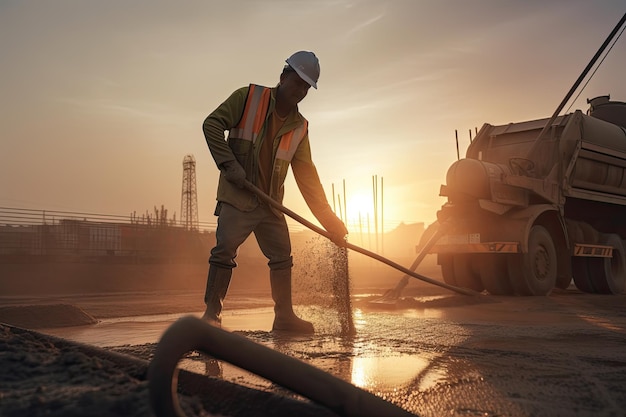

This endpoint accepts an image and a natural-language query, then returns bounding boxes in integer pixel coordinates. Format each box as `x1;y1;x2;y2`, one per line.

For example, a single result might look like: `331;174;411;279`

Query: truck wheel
589;234;626;294
572;257;595;293
439;254;457;286
507;225;557;296
453;254;484;292
439;254;484;291
479;254;514;295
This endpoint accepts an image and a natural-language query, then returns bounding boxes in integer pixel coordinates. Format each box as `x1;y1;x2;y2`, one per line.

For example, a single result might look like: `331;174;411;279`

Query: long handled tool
243;181;479;297
374;222;447;303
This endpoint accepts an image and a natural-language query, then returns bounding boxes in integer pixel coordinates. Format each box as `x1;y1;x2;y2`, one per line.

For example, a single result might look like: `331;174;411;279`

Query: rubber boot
270;268;314;334
202;265;232;327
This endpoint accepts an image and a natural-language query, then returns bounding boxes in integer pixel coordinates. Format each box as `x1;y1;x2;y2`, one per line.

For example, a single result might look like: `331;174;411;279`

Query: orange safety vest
217;84;311;212
230;84;308;164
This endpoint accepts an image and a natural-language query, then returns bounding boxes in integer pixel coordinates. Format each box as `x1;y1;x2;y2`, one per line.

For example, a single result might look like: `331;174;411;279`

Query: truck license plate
445;233;481;244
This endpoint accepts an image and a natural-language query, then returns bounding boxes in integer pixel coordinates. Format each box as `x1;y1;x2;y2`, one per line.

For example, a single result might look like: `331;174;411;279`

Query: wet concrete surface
34;287;626;417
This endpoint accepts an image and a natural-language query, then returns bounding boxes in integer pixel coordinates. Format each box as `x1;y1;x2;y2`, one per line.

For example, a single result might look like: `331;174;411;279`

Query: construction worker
201;51;348;334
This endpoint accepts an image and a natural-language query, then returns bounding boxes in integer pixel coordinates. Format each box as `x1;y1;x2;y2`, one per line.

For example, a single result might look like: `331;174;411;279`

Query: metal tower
180;154;199;230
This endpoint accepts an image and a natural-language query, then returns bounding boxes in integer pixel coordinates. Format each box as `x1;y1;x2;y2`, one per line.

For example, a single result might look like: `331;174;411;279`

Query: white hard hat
285;51;320;89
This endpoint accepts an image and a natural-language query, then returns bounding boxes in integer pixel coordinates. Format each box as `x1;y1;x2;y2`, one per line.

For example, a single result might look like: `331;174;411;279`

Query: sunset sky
1;1;625;233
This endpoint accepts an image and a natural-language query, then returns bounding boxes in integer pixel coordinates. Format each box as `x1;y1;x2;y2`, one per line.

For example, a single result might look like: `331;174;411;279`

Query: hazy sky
1;1;625;232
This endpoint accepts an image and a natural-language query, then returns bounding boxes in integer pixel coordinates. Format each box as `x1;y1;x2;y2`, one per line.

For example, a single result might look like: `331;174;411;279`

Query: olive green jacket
202;85;340;230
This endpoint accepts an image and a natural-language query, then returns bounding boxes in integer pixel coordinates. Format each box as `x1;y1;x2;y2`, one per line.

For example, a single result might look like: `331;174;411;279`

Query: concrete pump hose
148;315;417;417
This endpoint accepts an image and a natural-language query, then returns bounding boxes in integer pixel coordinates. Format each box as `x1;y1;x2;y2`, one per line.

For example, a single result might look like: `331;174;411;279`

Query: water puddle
352;354;445;391
42;307;275;347
41;304;456;394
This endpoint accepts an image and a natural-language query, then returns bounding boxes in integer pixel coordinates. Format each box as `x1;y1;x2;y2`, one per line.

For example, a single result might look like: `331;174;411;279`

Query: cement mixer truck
431;96;626;296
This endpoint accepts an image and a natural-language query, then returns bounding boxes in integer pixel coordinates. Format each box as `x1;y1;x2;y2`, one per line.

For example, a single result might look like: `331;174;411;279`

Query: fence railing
0;207;215;262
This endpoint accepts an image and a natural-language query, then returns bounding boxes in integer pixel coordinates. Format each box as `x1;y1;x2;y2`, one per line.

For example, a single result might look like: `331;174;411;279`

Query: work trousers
209;202;293;271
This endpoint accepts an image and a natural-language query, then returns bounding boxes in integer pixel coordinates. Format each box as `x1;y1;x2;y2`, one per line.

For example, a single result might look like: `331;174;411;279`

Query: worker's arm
291;136;348;245
202;86;248;169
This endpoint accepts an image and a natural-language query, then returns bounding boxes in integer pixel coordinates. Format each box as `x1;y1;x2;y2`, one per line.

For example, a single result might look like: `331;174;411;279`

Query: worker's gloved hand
221;161;246;188
330;231;348;248
325;216;349;248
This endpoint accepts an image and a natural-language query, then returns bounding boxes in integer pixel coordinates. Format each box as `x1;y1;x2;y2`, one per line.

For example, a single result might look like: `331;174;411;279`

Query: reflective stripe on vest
229;84;307;161
276;119;308;161
229;84;271;144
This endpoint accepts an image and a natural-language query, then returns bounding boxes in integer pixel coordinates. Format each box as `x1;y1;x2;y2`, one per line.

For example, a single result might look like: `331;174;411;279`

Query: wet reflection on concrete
41;300;457;397
43;307;275;347
352;354;444;391
40;290;626;417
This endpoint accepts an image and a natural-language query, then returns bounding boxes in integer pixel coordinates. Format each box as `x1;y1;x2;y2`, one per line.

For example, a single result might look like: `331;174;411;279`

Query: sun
342;192;376;233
